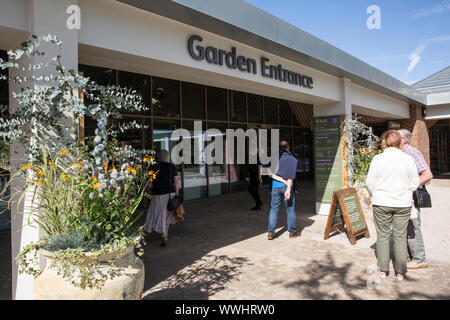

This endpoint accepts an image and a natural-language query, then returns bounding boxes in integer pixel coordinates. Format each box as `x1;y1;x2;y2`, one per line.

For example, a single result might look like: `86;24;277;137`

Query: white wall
77;0;341;105
350;82;409;119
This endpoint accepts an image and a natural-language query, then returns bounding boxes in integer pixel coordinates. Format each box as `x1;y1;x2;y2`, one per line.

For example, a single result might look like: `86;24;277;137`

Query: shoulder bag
167;164;182;211
413;185;432;208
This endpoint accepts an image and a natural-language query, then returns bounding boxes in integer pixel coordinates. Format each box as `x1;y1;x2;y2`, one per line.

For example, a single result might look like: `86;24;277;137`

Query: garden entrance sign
324;187;370;245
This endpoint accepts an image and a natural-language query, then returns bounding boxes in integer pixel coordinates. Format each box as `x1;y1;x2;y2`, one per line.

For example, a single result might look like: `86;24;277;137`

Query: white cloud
412;0;450;18
406;42;428;74
406;35;450;74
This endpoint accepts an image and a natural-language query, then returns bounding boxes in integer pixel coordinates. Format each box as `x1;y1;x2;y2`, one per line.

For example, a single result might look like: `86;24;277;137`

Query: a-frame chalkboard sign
324;188;370;245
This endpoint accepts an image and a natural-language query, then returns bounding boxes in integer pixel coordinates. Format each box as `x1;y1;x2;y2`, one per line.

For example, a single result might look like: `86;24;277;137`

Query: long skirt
144;193;175;237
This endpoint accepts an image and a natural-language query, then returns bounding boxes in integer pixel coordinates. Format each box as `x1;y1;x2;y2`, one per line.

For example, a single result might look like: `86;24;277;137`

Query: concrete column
400;103;430;166
313;78;352;215
11;0;78;300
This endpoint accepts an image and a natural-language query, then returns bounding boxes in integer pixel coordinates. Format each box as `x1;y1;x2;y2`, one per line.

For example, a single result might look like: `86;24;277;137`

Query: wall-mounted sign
187;35;314;89
387;120;401;129
313;115;345;204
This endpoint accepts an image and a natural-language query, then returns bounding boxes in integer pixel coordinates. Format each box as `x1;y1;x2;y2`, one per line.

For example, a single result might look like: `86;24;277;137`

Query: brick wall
400;104;430;166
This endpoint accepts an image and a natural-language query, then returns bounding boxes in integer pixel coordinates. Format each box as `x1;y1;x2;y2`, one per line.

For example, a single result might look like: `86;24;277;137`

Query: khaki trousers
373;205;411;275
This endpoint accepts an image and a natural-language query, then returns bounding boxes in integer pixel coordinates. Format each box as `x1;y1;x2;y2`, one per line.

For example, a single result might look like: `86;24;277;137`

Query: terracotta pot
34;244;144;300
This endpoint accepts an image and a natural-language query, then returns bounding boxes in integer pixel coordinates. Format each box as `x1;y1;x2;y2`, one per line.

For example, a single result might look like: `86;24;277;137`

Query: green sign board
313;115;343;203
343;193;366;234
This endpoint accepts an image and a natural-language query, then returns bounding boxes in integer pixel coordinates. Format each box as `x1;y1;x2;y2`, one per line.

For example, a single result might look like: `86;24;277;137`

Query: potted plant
0;35;156;299
342;115;381;220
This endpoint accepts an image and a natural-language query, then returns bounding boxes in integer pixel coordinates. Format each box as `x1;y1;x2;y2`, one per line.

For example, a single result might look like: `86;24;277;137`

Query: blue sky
246;0;450;85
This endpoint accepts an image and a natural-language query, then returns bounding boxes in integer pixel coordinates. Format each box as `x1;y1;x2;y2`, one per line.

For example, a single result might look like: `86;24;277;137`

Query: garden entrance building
1;0;450;299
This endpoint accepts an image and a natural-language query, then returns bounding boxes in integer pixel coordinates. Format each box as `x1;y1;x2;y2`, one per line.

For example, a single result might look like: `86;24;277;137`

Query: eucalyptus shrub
342;115;381;187
0;35;156;288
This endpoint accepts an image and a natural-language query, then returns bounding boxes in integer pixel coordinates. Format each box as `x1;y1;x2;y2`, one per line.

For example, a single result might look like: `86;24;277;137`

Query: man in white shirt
366;130;420;280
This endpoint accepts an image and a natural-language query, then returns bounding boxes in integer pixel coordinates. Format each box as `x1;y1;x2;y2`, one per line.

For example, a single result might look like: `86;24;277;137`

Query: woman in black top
144;150;179;246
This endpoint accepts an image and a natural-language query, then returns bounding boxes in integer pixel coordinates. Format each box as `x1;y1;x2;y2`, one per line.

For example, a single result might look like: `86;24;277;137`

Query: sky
245;0;450;85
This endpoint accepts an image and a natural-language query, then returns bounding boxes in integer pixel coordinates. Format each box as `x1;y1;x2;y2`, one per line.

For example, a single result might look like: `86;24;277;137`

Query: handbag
413;185;432;208
174;204;185;224
167;164;182;211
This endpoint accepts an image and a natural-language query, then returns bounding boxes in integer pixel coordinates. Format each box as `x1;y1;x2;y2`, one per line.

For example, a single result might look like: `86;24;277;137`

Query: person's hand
284;189;291;201
259;177;263;184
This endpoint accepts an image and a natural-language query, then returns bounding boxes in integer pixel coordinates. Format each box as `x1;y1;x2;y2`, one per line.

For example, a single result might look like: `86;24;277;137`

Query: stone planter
34;244;144;300
355;186;373;220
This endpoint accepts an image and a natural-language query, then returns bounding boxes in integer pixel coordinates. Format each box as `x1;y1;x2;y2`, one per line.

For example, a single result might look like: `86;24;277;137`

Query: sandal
160;237;168;247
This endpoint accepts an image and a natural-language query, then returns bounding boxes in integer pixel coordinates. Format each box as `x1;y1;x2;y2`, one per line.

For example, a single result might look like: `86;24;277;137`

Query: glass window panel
152;118;182;197
207;86;227;121
228;124;249;193
181;82;205;119
78;64;116;139
206;122;229;196
182;120;207;200
264;97;278;125
117;70;150;115
228;90;246;123
79;64;115;86
279;100;291;126
247;93;263;124
280;127;292;149
113;117;144;150
152;76;180;118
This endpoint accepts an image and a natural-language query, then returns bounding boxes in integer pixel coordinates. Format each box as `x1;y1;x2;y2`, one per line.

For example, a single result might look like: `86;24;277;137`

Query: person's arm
258;164;263;184
284;179;293;200
409;160;420;191
174;175;179;196
271;173;288;186
419;169;433;186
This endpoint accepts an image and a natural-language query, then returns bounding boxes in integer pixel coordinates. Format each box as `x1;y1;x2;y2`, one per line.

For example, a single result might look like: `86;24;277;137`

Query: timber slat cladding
289;102;313;129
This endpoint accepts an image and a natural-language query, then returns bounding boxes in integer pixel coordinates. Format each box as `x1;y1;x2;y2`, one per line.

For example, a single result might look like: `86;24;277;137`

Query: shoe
160;237;168;247
396;274;405;281
379;271;387;279
289;231;301;239
250;206;261;211
267;232;275;240
407;261;429;269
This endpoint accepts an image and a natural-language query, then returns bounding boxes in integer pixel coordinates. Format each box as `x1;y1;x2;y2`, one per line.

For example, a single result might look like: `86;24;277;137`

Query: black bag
167;164;182;211
413;186;432;208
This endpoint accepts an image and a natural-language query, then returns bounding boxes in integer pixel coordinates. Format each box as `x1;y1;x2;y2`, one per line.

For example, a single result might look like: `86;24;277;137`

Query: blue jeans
267;186;297;234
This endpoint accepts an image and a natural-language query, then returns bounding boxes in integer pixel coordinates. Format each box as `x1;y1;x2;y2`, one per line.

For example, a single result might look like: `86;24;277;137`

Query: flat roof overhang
117;0;428;106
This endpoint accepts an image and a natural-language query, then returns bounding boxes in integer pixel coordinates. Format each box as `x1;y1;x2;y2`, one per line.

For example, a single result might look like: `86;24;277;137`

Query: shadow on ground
140;181;316;300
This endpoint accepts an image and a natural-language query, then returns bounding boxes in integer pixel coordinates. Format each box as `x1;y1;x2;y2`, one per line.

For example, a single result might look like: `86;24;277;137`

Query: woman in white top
366;130;420;281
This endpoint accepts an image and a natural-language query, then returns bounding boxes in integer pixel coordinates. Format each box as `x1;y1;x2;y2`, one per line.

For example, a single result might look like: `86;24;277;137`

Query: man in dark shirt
248;147;263;211
267;141;301;240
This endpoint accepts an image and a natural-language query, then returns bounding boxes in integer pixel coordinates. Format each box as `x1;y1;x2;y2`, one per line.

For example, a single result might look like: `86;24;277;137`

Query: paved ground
1;179;449;300
141;180;450;300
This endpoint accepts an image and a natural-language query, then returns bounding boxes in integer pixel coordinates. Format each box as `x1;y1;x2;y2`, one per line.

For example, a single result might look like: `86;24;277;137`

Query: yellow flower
128;167;137;175
21;165;28;171
143;157;148;163
60;173;68;182
58;148;70;156
37;170;44;176
92;175;97;180
149;156;155;162
93;183;101;190
147;170;158;180
37;177;43;185
48;161;54;168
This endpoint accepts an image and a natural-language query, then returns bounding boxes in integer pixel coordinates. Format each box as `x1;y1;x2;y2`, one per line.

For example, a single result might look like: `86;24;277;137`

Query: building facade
1;0;450;299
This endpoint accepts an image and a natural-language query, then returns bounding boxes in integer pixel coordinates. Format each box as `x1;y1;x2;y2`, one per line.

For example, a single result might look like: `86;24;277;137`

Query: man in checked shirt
398;129;434;269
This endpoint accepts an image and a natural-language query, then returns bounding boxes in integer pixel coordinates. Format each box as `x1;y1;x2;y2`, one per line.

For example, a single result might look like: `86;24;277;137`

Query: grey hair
158;149;170;162
398;129;412;144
